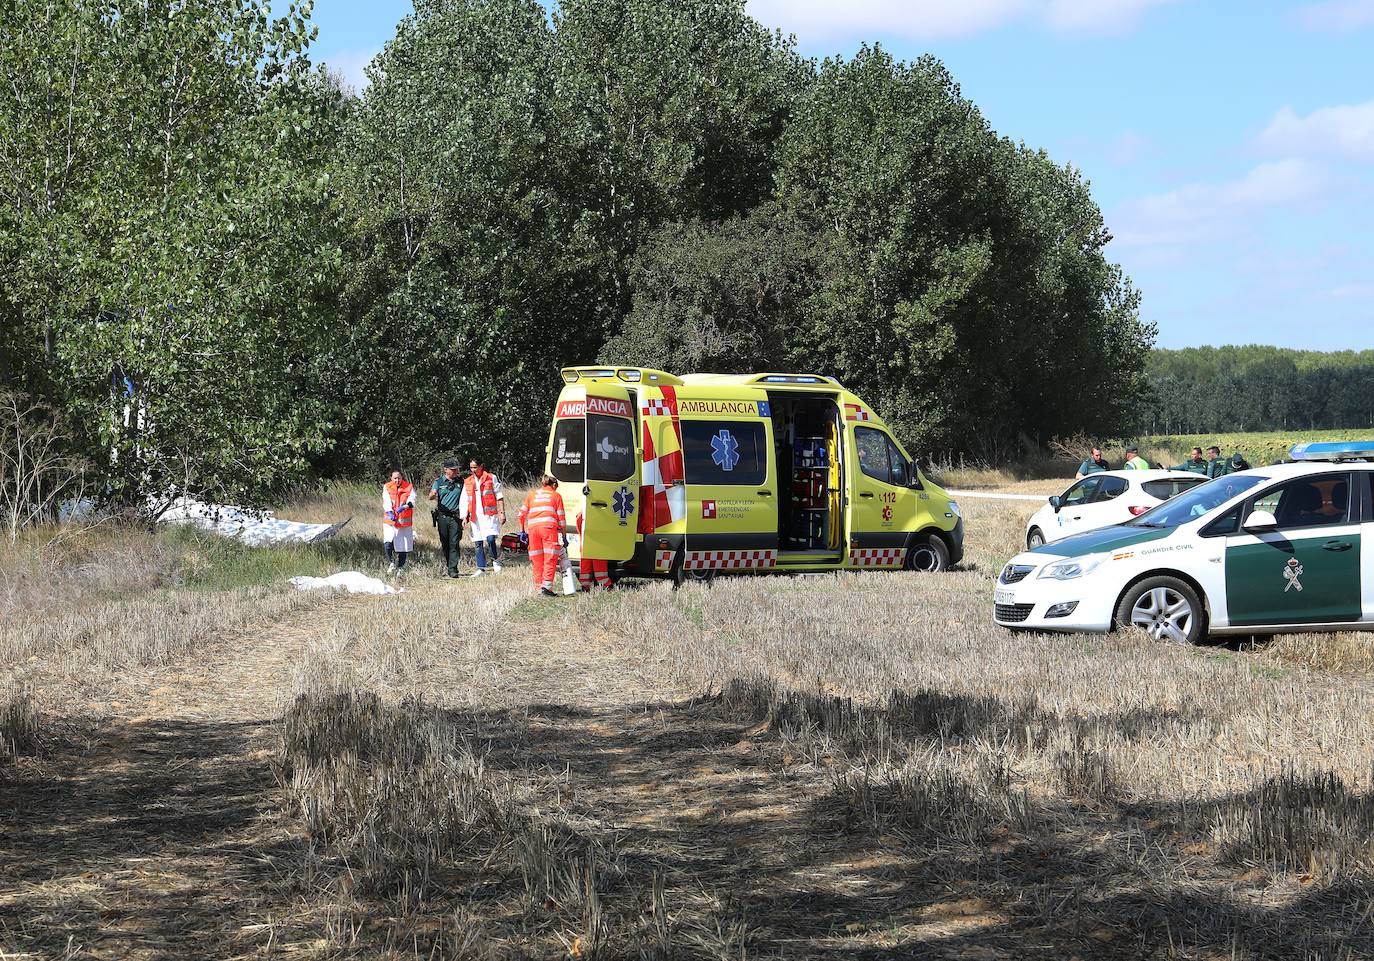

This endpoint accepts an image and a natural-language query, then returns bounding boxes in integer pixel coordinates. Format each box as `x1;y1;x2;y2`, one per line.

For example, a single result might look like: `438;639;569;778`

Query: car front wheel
1114;576;1205;644
1027;527;1045;549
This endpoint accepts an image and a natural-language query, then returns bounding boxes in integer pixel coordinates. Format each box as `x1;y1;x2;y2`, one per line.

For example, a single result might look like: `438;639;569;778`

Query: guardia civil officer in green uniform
1076;446;1111;480
427;458;466;577
1205;445;1230;478
1123;445;1150;470
1172;446;1210;475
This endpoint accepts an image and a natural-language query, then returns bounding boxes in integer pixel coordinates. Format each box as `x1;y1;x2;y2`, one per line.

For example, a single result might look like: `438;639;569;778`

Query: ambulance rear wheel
905;536;949;573
670;550;714;588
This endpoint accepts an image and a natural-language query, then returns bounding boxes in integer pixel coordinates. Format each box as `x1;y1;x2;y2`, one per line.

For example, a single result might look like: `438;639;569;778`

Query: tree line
1141;347;1374;435
1;0;1154;511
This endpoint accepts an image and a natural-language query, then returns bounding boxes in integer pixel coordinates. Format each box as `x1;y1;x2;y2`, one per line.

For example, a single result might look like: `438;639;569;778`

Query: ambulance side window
856;427;907;486
551;419;584;483
587;415;635;482
681;421;767;485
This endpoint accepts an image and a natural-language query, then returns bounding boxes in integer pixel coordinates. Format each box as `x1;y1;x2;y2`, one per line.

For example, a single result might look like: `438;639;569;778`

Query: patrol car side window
1254;475;1351;529
1095;476;1128;502
587;415;635;482
681;421;767;486
1062;477;1101;506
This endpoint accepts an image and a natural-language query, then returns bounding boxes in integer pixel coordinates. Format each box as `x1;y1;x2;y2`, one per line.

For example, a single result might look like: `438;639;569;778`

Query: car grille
1000;564;1034;584
995;603;1035;623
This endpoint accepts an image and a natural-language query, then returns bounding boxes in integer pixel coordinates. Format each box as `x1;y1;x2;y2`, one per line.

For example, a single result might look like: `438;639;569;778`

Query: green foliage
601;203;828;373
1143;430;1371;468
770;49;1152;457
0;0;343;509
1143;348;1374;434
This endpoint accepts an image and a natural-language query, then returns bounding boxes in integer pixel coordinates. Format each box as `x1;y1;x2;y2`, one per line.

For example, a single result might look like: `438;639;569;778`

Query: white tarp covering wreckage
158;497;349;546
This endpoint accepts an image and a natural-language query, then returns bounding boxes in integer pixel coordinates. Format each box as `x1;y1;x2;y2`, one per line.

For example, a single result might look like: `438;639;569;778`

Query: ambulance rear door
583;387;641;561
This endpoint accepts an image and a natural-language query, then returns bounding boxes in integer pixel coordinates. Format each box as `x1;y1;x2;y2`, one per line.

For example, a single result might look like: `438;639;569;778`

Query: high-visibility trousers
578;558;612;590
527;526;560;587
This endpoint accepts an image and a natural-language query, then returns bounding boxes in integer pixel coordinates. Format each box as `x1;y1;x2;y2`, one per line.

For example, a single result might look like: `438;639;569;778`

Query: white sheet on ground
288;571;399;595
159;496;349;546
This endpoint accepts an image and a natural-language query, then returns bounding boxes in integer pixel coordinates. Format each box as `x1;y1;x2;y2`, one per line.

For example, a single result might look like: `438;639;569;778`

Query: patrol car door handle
1322;540;1353;552
590;500;608;508
859;492;874;498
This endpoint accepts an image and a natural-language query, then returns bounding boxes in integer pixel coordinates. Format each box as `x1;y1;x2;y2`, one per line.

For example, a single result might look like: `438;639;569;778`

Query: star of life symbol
1283;557;1304;592
612;486;634;522
711;429;740;471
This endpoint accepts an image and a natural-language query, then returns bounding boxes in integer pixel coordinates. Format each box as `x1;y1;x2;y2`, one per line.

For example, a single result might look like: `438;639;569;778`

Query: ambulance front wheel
905;535;950;573
670;550;714;588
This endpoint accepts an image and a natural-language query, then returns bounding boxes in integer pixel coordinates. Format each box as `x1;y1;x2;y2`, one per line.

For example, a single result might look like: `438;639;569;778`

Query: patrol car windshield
1125;474;1267;528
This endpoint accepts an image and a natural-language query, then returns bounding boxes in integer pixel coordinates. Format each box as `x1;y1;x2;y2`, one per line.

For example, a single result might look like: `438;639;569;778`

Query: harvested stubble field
3;483;1373;960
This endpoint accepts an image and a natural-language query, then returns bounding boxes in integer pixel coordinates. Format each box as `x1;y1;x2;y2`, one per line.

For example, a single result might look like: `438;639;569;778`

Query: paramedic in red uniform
575;512;612;590
519;475;566;597
381;469;415;575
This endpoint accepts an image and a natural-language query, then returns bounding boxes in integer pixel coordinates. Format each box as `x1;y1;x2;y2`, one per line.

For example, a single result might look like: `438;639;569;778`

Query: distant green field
1140;429;1374;466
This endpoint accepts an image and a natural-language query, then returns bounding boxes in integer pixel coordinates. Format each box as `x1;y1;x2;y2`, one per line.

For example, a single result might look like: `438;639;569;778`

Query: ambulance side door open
583;387;640;561
847;425;918;561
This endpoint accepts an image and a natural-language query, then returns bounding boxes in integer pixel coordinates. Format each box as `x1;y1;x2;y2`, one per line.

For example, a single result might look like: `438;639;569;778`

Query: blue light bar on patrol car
1289;441;1374;461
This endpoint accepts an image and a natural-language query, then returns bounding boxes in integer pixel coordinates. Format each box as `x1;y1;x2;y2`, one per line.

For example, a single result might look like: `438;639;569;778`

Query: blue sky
310;0;1374;351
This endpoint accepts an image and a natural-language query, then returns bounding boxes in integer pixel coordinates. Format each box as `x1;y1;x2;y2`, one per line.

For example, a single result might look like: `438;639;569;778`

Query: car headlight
947;499;961;518
1037;554;1106;580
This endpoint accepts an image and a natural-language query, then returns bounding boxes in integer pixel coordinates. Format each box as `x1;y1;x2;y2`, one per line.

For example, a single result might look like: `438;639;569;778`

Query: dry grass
4;485;1374;959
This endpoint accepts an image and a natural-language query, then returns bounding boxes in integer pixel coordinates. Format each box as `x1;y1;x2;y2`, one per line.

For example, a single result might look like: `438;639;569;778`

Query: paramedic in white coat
459;458;506;574
382;470;417;574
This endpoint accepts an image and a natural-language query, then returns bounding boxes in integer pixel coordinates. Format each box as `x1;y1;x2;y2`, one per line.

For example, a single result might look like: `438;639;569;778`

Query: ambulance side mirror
1243;509;1277;531
1048;495;1062;512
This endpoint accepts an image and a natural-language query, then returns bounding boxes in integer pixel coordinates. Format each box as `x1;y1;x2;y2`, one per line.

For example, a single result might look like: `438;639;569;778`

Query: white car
994;443;1374;644
1025;469;1208;549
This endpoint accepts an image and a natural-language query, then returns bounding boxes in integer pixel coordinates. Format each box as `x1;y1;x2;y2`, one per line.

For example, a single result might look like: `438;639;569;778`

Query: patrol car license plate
994;589;1015;606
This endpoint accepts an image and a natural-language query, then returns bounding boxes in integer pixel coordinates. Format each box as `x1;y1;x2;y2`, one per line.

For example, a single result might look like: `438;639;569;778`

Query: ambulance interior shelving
768;395;844;554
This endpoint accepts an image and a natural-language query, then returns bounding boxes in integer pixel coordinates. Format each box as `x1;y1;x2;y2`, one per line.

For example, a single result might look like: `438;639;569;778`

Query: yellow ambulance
544;367;963;583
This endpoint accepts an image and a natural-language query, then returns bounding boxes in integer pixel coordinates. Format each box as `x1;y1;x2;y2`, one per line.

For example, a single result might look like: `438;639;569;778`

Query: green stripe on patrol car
1030;524;1174;558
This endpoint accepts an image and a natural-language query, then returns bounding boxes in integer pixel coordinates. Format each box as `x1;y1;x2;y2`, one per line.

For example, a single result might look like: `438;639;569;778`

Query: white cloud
1259;102;1374;162
746;0;1030;41
324;49;380;94
1110;159;1328;250
745;0;1178;41
1105;130;1152;165
1297;0;1374;30
1044;0;1180;33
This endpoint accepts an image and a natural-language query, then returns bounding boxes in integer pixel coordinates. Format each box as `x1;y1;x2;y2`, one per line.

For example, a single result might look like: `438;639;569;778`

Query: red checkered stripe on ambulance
844;403;872;422
683;550;777;571
639;387;686;534
848;548;905;568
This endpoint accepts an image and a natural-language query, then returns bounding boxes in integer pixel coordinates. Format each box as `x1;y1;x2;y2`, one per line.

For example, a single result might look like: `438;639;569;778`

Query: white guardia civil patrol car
994;442;1374;643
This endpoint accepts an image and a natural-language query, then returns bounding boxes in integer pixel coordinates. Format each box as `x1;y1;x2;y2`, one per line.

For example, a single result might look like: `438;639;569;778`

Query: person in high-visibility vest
519;474;567;596
381;469;416;574
460;457;506;575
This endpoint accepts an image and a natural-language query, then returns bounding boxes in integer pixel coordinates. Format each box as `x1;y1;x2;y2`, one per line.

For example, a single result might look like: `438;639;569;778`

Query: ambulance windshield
551;419;584;483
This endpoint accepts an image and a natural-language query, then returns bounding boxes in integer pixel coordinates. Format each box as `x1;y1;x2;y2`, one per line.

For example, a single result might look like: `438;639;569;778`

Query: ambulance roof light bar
561;366;682;385
753;373;837;385
1289;441;1374;462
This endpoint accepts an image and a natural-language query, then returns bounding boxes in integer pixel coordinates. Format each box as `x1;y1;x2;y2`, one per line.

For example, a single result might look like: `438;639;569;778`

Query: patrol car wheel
905;536;949;573
1026;528;1045;549
1114;576;1205;645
